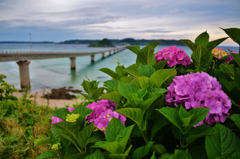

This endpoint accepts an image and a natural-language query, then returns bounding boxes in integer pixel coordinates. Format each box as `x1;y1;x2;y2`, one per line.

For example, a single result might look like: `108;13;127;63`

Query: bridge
0;45;129;88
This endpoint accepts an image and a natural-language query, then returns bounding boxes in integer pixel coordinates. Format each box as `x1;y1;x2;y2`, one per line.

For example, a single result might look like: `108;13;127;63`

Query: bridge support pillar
17;60;31;88
102;53;105;58
70;57;76;70
114;50;116;54
109;51;111;55
91;54;95;62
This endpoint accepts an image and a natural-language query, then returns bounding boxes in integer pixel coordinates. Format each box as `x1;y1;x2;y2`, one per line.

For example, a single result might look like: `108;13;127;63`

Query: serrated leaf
149;69;176;88
81;80;99;96
91;87;104;102
66;153;86;159
205;123;240;159
105;118;125;142
34;137;51;147
191;45;213;70
157;107;182;130
159;149;192;159
36;150;59;159
189;145;207;159
93;141;124;154
219;63;235;79
179;39;196;51
57;133;81;152
77;123;95;148
229;114;240;129
152;59;169;70
231;53;240;67
126;45;140;55
131;76;150;89
118;76;134;83
132;141;154;159
152;144;167;155
101;91;121;107
195;31;209;47
146;42;160;50
136;45;156;66
229;152;240;159
104;79;117;91
207;37;229;51
72;105;94;117
118;82;140;98
52;108;69;120
189;107;210;126
151;114;170;140
116;108;143;128
53;122;77;138
221;27;240;45
186;125;212;144
150;152;157;159
85;149;105;159
99;68;118;79
124;64;142;77
137;64;155;77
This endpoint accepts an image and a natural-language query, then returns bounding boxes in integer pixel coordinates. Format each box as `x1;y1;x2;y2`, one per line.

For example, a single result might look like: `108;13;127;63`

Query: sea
0;43;239;93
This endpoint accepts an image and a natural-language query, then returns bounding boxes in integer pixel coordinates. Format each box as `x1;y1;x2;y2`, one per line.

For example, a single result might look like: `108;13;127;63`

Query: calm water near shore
0;43;238;93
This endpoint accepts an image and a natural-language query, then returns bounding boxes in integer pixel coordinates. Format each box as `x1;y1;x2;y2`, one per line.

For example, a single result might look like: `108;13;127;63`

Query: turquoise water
0;43;238;92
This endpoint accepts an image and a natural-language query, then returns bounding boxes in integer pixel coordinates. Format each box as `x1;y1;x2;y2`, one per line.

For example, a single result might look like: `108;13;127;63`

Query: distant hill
59;38;185;46
0;41;54;44
88;38;113;47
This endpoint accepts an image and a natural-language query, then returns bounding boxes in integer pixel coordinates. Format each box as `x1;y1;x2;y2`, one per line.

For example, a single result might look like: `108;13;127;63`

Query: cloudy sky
0;0;239;45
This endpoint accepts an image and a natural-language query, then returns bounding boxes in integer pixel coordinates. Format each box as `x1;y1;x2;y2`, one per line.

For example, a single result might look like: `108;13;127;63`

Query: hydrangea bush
37;27;240;159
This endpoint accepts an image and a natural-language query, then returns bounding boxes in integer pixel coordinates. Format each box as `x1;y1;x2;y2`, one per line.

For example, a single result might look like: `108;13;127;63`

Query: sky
0;0;239;46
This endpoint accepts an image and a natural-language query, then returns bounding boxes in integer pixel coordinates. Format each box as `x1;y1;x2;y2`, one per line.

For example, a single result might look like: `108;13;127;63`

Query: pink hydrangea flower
166;72;231;126
211;48;228;59
224;51;238;64
155;46;191;68
85;100;126;133
51;107;75;125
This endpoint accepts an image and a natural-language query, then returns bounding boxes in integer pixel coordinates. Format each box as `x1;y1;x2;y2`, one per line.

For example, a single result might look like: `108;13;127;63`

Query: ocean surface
0;43;238;93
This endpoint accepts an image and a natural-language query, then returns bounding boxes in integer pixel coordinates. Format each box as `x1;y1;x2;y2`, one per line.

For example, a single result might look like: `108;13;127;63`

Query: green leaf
106;118;125;142
219;64;235;79
132;141;154;159
191;45;213;70
53;122;77;137
189;145;207;159
66;153;86;159
229;152;240;159
101;91;121;106
92;87;104;102
146;42;160;50
137;64;155;77
77;123;95;148
85;149;105;159
116;108;143;128
151;114;170;140
157;107;182;130
179;39;196;51
72;105;94;117
115;65;126;77
57;133;81;152
87;131;105;144
188;107;210;126
186;125;212;144
126;45;140;55
231;53;240;67
150;152;157;159
118;76;134;83
159;149;192;159
136;45;156;66
118;125;135;151
131;76;150;89
36;150;59;159
118;82;140;98
205;123;240;159
152;59;169;70
234;70;240;90
81;80;99;96
149;69;176;88
179;105;193;128
52;108;69;120
152;144;167;155
229;114;240;129
104;79;117;91
207;37;229;51
99;68;118;79
124;64;142;77
34;137;51;147
221;27;240;45
93;141;124;154
195;31;209;47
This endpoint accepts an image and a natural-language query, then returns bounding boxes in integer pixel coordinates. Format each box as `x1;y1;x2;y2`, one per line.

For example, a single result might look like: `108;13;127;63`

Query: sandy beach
12;91;82;108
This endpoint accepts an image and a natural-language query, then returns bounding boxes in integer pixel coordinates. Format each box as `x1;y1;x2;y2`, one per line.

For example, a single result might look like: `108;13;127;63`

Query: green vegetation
88;38;114;47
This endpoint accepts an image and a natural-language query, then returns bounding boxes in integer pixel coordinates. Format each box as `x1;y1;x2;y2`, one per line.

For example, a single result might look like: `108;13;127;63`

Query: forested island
0;38;185;46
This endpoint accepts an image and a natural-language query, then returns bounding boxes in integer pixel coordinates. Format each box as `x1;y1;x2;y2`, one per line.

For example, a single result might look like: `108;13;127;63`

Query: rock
42;87;82;100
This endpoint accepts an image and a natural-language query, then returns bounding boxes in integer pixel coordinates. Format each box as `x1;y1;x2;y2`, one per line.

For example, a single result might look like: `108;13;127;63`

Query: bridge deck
0;45;128;62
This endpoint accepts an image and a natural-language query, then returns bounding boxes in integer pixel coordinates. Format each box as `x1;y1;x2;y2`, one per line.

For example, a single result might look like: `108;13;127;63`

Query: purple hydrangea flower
51;107;75;125
85;100;126;133
155;46;191;68
166;72;231;126
225;51;238;64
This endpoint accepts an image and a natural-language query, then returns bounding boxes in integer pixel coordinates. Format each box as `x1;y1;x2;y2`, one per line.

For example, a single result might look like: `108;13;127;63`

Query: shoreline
12;91;82;108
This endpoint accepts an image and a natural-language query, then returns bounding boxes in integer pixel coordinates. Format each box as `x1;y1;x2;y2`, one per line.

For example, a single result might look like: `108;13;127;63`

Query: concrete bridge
0;45;129;88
